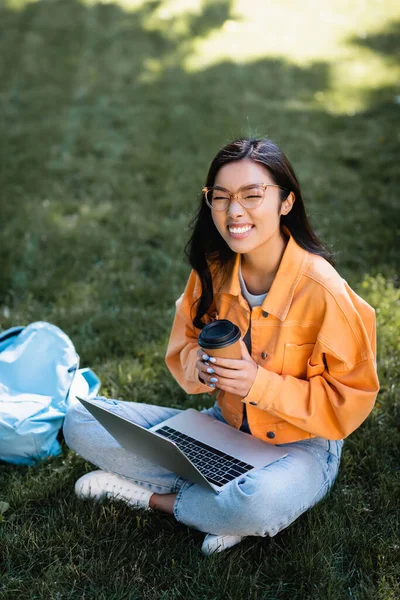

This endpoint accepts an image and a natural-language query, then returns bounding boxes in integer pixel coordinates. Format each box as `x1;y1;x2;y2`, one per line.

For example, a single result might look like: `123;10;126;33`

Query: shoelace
103;481;130;495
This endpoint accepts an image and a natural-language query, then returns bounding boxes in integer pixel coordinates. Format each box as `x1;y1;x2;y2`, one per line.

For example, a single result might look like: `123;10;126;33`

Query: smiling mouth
227;224;254;237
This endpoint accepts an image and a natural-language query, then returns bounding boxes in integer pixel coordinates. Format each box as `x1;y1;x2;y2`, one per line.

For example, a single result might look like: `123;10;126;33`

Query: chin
224;238;255;253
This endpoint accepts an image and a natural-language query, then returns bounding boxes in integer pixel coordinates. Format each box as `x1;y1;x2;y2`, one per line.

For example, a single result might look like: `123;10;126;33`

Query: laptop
77;397;287;494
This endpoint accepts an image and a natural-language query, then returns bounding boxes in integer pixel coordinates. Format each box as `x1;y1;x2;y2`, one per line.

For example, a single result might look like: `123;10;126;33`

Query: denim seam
313;444;335;482
172;474;186;493
101;467;176;494
173;480;193;523
270;478;330;536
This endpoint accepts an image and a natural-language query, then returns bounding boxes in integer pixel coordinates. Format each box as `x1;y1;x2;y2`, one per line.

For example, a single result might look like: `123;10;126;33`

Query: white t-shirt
238;259;268;433
238;260;268;307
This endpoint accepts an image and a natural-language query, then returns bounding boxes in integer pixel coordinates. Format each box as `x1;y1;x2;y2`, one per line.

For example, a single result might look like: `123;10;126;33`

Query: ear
280;191;295;216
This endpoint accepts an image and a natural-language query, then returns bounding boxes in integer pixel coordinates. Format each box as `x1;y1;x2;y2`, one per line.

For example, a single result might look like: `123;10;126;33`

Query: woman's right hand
196;348;217;387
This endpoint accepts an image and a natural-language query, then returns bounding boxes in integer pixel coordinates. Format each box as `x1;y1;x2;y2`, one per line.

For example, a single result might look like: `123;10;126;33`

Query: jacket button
261;352;268;359
262;311;269;318
266;431;275;439
249;401;257;406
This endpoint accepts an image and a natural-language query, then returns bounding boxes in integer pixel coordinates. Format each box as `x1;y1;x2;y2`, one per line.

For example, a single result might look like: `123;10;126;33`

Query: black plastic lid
198;319;241;349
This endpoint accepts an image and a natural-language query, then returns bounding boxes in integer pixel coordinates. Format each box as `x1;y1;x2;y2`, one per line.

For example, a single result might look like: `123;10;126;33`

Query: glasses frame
202;183;289;211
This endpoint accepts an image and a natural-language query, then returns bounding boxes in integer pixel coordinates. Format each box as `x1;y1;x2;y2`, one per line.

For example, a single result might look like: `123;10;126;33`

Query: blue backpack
0;322;100;465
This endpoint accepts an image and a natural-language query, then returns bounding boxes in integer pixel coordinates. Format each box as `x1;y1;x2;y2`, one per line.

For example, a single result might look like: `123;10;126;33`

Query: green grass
0;0;399;597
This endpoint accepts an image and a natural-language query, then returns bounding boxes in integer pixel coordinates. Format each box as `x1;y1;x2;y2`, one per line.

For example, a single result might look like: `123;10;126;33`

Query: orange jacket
165;232;379;444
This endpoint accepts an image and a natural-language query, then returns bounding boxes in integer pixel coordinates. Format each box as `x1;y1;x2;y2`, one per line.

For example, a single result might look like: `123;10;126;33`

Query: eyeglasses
202;183;289;212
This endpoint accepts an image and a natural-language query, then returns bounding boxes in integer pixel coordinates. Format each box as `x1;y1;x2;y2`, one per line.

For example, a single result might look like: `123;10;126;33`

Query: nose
227;198;245;218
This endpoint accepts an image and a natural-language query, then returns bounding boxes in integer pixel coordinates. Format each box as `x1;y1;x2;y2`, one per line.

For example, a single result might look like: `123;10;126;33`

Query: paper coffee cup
198;320;244;409
198;320;242;360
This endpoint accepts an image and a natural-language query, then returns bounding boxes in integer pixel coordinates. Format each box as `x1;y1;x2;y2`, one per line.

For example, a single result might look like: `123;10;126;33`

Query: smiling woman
205;160;294;290
186;138;335;326
64;138;379;557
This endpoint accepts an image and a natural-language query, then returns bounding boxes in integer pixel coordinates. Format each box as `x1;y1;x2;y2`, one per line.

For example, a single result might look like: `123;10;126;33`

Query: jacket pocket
282;343;315;379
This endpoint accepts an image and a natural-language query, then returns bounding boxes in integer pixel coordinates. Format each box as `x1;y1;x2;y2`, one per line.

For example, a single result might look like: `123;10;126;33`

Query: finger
196;359;209;375
209;373;244;387
198;371;216;389
207;356;244;370
196;360;218;380
197;348;210;361
203;363;217;375
209;365;245;380
202;378;216;389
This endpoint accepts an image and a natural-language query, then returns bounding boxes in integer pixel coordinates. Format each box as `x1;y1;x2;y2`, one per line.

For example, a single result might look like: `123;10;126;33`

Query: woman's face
210;159;292;256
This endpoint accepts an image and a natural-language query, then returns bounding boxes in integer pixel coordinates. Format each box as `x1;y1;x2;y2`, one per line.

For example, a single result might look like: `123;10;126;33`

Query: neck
241;230;288;293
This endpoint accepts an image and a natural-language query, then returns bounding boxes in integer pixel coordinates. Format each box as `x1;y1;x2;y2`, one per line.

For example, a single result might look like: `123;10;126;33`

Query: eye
212;190;230;201
243;192;263;200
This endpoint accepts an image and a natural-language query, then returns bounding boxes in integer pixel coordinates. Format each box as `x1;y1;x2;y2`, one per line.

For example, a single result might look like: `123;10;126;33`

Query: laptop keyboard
156;425;254;487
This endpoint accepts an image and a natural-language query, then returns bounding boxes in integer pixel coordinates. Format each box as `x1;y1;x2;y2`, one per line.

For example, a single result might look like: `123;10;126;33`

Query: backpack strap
0;326;25;344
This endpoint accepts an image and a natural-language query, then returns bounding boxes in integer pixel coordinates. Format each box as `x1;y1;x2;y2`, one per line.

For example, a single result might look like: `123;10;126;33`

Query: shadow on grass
0;4;399;595
349;19;400;63
0;1;398;359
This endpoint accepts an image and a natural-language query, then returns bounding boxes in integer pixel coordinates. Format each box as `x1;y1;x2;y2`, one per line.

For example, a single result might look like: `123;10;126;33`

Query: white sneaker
74;470;153;510
201;533;244;555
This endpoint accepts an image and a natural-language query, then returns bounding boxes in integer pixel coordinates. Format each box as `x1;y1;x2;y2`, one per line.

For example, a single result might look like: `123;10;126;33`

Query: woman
64;138;379;555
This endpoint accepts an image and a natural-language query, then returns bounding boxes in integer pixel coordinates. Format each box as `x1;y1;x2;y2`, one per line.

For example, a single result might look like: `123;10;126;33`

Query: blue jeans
63;398;343;537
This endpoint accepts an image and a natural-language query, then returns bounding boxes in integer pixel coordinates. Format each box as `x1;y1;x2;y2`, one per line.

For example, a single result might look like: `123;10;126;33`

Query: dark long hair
185;138;334;329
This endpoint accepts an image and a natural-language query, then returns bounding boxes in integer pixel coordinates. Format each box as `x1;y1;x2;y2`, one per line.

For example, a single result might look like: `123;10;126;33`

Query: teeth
229;225;253;234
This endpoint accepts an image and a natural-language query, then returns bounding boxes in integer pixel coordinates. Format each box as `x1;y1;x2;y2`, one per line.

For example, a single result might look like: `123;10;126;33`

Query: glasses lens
239;185;265;209
207;188;230;211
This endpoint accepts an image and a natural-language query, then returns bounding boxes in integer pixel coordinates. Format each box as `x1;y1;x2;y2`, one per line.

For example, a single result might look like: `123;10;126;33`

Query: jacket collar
219;228;309;321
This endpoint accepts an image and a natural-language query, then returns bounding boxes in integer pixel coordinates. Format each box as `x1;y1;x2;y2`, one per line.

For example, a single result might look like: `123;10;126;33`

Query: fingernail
206;368;214;374
202;354;209;361
209;357;217;363
209;383;215;388
210;377;218;383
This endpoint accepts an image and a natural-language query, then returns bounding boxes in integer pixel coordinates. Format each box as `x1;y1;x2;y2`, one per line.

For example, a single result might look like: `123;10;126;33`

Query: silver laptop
77;397;287;494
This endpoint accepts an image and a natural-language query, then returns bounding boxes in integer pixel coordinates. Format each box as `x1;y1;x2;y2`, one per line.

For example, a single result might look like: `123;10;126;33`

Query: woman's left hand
205;340;258;398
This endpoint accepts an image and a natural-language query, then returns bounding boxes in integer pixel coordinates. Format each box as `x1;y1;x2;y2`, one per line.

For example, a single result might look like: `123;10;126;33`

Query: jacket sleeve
165;270;216;395
243;288;380;440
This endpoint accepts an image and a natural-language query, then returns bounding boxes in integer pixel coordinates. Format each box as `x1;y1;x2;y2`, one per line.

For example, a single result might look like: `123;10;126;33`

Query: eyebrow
212;182;268;191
